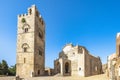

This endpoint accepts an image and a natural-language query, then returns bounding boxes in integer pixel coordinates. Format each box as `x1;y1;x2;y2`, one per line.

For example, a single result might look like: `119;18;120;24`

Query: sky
0;0;120;68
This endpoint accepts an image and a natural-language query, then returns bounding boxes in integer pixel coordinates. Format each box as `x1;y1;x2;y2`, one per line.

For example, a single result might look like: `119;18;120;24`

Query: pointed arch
22;24;30;33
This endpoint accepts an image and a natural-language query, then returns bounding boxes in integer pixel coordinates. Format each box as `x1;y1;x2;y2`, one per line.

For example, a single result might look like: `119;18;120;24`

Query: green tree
1;60;9;75
8;64;16;76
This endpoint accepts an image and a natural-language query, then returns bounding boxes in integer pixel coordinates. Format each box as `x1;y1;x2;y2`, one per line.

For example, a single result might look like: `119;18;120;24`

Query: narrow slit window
24;58;26;63
39;50;42;56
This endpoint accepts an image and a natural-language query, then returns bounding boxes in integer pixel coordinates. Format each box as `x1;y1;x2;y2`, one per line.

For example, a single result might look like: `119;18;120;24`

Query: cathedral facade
16;5;45;78
54;44;103;77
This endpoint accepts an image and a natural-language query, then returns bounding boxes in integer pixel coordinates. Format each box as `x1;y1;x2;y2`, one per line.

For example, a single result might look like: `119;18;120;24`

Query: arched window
22;43;29;52
24;28;28;33
65;62;69;73
22;24;30;33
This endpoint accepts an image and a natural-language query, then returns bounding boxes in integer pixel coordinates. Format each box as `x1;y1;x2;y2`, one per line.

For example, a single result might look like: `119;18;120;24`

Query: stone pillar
60;59;63;76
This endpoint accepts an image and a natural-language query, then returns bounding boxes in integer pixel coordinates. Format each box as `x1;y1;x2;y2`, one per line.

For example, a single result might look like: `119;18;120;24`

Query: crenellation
16;5;45;78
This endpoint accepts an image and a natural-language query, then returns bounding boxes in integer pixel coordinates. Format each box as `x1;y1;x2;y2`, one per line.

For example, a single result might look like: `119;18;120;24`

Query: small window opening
39;32;42;39
24;28;28;33
24;47;27;52
24;58;26;63
22;43;29;52
39;50;42;56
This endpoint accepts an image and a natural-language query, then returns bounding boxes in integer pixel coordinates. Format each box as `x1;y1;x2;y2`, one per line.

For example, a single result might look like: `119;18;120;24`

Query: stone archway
65;62;69;73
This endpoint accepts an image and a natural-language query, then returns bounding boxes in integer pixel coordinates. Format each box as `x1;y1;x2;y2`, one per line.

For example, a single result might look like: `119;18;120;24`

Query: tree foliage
8;64;16;75
0;60;9;75
0;60;16;76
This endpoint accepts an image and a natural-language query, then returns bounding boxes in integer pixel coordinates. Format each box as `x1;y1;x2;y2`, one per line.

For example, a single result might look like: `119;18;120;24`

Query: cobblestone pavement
0;74;108;80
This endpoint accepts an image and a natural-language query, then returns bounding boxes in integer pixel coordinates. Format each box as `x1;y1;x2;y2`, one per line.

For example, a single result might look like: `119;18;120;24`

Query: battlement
18;5;45;25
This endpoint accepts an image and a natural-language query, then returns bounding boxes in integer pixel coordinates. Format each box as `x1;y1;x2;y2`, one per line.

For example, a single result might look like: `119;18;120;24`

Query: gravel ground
0;74;109;80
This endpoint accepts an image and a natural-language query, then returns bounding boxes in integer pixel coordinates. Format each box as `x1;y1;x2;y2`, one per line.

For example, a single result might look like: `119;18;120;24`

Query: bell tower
16;5;45;78
116;33;120;57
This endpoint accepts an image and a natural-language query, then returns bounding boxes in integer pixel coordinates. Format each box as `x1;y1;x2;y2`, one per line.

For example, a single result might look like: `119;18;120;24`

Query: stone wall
54;44;102;77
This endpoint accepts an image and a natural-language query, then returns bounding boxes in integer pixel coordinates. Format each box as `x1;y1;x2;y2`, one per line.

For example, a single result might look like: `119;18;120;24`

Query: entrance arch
65;62;69;73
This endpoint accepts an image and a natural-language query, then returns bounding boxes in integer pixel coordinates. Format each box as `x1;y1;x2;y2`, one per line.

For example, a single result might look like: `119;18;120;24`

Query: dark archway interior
38;70;40;75
65;62;69;73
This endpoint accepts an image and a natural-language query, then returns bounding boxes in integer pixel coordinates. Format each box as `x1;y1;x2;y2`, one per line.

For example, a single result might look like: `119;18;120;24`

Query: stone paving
0;74;108;80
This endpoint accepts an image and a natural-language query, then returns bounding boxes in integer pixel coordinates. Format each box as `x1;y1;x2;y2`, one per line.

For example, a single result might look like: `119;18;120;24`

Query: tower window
22;24;30;33
22;43;29;52
39;50;42;56
39;32;42;39
24;28;28;33
24;58;26;63
24;47;27;52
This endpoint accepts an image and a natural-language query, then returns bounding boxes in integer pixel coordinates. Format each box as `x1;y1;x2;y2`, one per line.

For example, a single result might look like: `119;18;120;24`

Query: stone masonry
16;5;45;78
54;44;103;77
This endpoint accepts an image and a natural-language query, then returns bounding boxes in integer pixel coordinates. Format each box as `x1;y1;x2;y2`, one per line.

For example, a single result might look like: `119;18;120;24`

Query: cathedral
54;44;103;77
16;5;103;78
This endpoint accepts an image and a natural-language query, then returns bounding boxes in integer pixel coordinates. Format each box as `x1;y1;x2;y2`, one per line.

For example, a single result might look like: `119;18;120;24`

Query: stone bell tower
116;33;120;57
16;5;45;78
